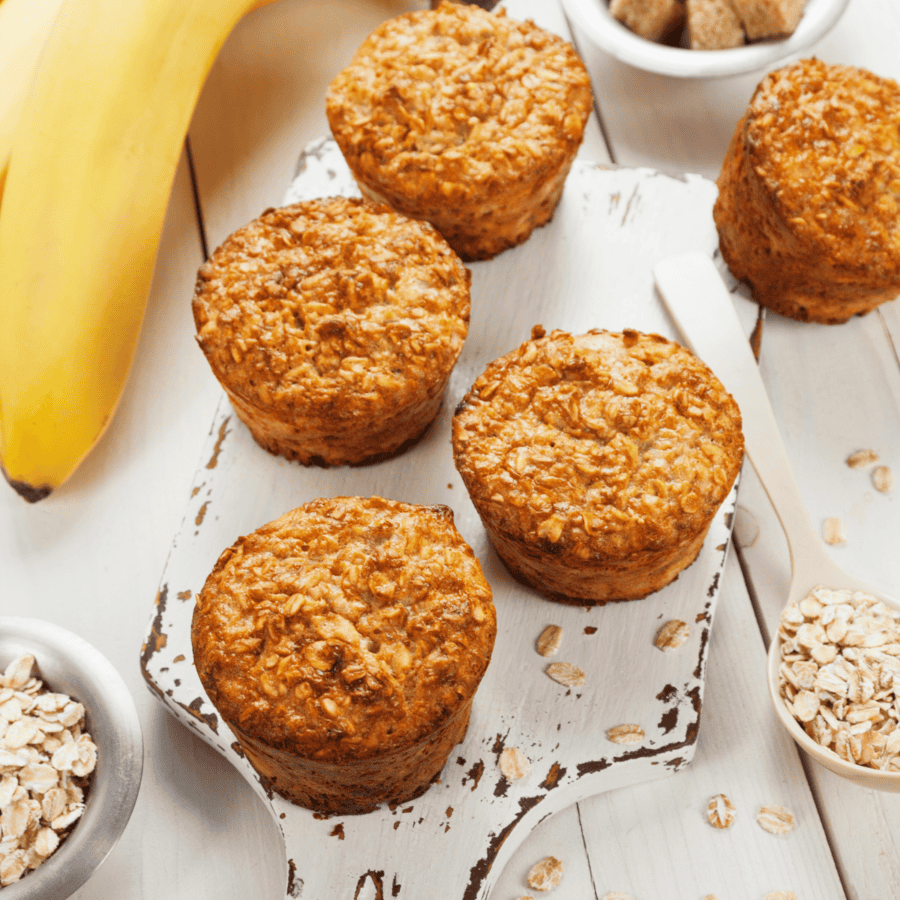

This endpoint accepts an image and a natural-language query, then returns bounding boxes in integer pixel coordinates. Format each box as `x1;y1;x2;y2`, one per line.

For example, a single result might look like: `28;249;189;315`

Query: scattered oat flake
847;449;879;468
873;465;893;493
822;517;847;545
545;662;584;688
756;804;795;834
701;896;721;900
499;746;530;781
763;893;796;900
600;893;635;900
536;624;563;657
707;793;736;829
526;856;563;892
607;724;645;745
654;619;689;651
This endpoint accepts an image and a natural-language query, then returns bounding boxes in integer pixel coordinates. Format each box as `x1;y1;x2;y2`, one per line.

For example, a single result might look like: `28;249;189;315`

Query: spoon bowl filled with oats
0;617;143;895
654;252;900;792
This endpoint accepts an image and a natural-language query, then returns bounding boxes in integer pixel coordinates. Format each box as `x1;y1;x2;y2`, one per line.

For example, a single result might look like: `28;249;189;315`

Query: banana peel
0;0;279;501
0;0;67;207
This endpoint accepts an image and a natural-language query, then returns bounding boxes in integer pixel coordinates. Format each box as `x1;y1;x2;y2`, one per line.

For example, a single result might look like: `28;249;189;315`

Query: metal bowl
0;617;143;898
561;0;850;78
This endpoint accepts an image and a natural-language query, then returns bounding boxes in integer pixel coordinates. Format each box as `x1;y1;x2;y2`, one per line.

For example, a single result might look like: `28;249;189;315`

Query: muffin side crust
715;59;900;323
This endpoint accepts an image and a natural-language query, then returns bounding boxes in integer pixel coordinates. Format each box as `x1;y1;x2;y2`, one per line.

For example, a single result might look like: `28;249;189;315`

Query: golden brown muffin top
192;197;470;418
325;2;592;204
452;328;744;560
191;497;495;761
744;58;900;272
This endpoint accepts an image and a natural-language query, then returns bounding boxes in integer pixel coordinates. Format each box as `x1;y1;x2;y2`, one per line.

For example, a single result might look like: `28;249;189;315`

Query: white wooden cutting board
141;139;736;900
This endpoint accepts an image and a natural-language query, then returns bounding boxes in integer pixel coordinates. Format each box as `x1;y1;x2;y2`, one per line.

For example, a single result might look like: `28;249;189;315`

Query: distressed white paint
144;153;737;899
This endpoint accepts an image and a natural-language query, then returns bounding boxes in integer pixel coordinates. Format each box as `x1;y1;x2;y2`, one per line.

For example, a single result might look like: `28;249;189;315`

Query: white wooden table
1;1;898;898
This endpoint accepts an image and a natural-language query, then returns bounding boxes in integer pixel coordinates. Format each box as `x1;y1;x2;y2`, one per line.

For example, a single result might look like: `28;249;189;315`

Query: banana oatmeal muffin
452;327;744;605
191;496;496;815
325;2;593;261
715;58;900;324
192;197;470;465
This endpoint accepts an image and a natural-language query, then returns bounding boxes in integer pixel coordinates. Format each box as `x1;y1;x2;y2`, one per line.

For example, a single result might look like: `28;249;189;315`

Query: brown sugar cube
728;0;805;39
686;0;746;49
609;0;686;42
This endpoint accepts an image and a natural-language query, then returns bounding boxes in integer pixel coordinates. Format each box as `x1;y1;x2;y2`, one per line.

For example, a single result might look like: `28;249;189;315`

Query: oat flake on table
846;449;879;468
756;804;795;834
545;662;584;688
872;465;893;493
536;624;563;657
606;724;645;745
526;855;563;891
654;619;690;651
707;793;736;829
822;517;847;545
0;653;97;886
499;746;530;780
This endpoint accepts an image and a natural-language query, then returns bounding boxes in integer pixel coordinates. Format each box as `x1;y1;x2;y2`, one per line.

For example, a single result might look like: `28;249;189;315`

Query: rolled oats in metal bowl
0;653;98;886
0;618;142;898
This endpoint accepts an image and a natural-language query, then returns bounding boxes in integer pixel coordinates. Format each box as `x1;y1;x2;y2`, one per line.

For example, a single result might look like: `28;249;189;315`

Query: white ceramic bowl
767;632;900;792
562;0;850;78
0;617;144;898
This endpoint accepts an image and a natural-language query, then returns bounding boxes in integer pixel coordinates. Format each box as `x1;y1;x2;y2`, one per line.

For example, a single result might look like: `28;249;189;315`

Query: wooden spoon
653;250;900;790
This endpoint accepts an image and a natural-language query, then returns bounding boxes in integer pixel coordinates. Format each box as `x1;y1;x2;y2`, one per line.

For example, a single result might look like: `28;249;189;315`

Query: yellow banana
0;0;280;501
0;0;67;205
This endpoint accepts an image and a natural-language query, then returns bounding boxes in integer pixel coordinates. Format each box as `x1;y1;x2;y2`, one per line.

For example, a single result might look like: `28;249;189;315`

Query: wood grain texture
574;551;845;900
0;153;287;900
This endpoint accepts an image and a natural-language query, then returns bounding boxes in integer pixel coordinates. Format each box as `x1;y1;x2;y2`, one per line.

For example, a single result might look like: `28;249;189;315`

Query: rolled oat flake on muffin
192;197;471;467
452;327;744;604
191;496;496;815
326;2;593;261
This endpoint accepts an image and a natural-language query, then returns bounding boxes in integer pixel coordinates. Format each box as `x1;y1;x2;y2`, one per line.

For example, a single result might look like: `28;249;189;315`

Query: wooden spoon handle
653;252;835;600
